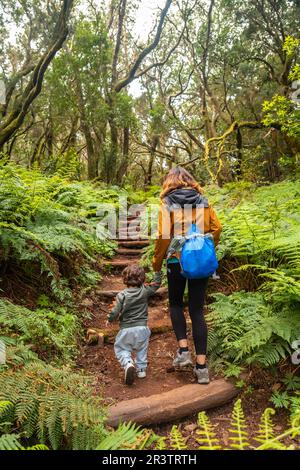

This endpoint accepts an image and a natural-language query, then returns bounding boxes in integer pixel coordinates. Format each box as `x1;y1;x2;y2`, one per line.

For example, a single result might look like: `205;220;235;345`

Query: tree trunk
0;0;73;152
107;114;119;183
235;127;243;178
116;126;129;184
30;133;45;168
145;152;155;188
75;79;98;179
82;122;98;179
107;379;239;427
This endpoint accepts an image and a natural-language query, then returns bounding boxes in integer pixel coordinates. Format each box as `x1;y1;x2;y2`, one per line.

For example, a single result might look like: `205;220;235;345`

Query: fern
155;437;167;450
169;425;187;450
0;362;106;450
0;400;13;416
208;290;300;368
282;373;300;392
0;433;25;450
254;408;285;450
0;299;79;361
270;391;291;409
290;394;300;419
96;422;144;450
0;163;116;300
196;412;222;450
0;336;38;368
256;411;300;450
228;399;250;450
152;400;300;451
0;433;49;450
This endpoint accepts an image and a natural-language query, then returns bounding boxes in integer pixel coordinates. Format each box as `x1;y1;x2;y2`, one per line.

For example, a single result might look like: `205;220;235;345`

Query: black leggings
167;262;208;355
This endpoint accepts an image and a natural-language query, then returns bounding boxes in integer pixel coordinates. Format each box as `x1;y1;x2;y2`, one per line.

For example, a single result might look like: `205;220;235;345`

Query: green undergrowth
1;174;300;449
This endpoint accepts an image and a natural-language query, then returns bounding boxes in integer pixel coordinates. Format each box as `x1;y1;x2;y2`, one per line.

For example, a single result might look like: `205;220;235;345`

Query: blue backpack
180;224;218;279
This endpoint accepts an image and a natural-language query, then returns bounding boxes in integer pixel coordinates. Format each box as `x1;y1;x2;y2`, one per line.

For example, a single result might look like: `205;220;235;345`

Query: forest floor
77;217;290;446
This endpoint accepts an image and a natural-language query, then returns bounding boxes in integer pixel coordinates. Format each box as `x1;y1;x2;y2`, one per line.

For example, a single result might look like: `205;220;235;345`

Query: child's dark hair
122;265;145;287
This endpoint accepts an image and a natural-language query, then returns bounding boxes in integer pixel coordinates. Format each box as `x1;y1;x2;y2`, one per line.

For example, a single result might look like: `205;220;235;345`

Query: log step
107;379;239;427
96;286;168;300
117;240;150;248
115;236;149;241
119;219;141;226
103;259;138;270
89;319;173;344
116;248;143;256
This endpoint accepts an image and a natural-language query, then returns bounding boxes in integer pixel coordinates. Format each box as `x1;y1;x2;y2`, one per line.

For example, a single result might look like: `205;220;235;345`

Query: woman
152;167;222;384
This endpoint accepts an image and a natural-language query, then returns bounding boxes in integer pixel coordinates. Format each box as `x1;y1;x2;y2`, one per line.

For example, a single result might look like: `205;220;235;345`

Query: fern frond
0;400;13;417
131;429;157;450
26;444;49;450
96;422;142;450
0;299;79;361
169;425;187;450
0;362;105;450
196;411;222;450
228;400;250;450
0;434;24;450
155;437;167;450
254;408;285;449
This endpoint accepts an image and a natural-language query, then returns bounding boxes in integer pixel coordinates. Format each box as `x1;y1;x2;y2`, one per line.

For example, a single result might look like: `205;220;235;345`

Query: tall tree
0;0;74;153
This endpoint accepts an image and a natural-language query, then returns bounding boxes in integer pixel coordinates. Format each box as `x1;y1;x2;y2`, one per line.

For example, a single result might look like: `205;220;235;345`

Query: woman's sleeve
209;206;222;246
152;201;171;272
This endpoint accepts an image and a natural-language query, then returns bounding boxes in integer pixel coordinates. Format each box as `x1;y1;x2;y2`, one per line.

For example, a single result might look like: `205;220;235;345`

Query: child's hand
153;271;162;285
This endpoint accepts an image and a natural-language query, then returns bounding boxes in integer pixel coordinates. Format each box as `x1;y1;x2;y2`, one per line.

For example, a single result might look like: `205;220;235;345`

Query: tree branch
114;0;172;92
0;0;74;150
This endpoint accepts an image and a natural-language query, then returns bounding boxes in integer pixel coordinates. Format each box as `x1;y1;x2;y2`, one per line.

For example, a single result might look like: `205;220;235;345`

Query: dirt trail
78;213;217;403
77;215;288;437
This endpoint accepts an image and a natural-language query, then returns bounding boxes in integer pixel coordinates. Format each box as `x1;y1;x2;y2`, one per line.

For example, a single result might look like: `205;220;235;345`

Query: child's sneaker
124;363;135;385
173;350;193;369
194;366;210;384
137;369;147;379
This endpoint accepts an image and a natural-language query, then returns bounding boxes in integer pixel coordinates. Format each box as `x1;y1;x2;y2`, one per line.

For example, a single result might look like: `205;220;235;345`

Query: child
107;264;162;385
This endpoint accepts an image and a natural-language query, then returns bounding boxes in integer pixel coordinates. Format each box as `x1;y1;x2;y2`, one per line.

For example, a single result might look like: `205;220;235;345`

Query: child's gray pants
114;326;151;371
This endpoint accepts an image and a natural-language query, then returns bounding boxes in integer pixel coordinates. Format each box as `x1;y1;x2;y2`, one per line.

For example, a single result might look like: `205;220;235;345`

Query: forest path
78;214;238;425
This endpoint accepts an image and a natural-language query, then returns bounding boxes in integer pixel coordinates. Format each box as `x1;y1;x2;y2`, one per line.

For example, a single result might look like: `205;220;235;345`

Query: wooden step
96;286;168;300
107;379;239;427
103;259;137;270
116;248;143;256
119;218;138;225
117;240;150;248
118;233;147;239
87;320;174;348
118;229;145;236
119;221;143;227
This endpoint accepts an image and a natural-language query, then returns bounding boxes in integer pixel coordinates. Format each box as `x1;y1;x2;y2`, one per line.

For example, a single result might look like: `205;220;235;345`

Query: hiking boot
194;366;210;384
124;363;135;385
173;350;193;369
137;369;147;379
